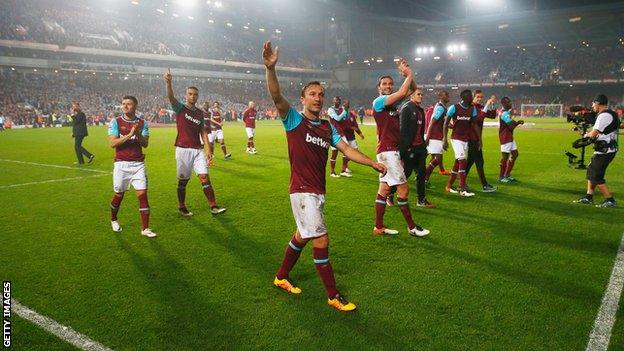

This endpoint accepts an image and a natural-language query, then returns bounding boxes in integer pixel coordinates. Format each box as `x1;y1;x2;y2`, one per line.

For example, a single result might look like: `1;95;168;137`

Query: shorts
175;146;208;179
113;161;147;193
451;139;469;160
330;136;348;151
347;139;358;149
289;193;327;239
208;129;224;143
245;127;255;139
427;139;444;154
376;150;407;186
501;141;518;153
587;152;616;185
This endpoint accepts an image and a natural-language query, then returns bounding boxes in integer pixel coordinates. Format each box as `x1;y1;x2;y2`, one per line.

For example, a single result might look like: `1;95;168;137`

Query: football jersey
470;103;497;141
108;116;149;162
282;107;342;195
327;106;346;136
428;102;447;140
210;109;223;130
243;108;257;128
173;102;204;149
446;102;477;142
498;109;515;144
344;111;359;141
373;95;401;153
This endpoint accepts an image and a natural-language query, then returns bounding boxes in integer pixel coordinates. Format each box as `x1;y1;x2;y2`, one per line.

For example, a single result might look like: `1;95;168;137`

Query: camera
566;105;596;131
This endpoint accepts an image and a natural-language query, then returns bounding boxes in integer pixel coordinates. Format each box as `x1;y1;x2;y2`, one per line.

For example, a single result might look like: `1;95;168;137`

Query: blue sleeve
172;102;184;113
432;105;445;121
472;107;478;118
446;104;456;118
330;123;342;147
328;107;339;120
107;119;119;137
141;120;149;137
282;107;303;132
500;111;512;124
373;96;388;113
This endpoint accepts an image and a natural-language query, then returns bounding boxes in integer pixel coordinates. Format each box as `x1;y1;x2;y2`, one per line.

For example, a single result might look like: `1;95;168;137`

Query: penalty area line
0;174;108;189
586;232;624;351
13;299;113;351
0;159;109;174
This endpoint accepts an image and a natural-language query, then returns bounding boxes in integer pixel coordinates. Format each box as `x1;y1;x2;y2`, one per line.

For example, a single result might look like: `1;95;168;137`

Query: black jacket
72;112;88;137
399;101;426;158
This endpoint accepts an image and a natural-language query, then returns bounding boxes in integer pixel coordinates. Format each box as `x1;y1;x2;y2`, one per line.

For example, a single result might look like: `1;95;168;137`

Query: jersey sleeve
282;107;303;132
141;120;149;137
472;106;478;118
500;111;513;124
446;104;456;119
172;101;184;113
329;123;343;147
432;105;445;121
373;96;388;113
107;119;119;137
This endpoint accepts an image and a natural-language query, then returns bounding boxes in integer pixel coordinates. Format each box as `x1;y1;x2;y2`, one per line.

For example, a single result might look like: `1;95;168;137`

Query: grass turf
1;119;623;350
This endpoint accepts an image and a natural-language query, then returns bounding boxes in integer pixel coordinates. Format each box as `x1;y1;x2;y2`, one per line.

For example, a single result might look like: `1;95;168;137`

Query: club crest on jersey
305;133;329;149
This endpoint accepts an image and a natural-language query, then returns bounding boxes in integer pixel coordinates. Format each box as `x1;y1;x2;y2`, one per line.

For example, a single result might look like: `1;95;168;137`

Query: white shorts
347;139;358;149
113;161;147;193
427;139;444;154
175;147;208;179
330;136;348;151
501;141;518;153
289;193;327;239
451;139;468;160
245;127;255;139
208;129;224;143
376;151;407;186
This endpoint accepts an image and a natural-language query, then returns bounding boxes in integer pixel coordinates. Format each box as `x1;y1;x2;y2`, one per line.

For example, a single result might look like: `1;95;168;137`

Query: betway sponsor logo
306;133;329;149
185;114;201;125
457;116;471;121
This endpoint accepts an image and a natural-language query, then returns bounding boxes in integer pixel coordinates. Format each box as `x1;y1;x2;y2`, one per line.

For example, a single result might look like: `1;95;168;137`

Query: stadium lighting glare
498;24;509;29
156;8;164;14
243;25;249;29
331;17;335;21
429;46;435;53
376;58;383;63
569;16;581;23
275;29;281;33
414;57;422;61
226;22;232;27
363;59;369;63
393;58;400;62
258;28;265;32
446;45;452;53
33;68;37;72
10;67;15;71
214;1;223;8
177;0;197;8
172;13;179;17
188;16;194;20
416;47;422;55
208;19;214;23
433;56;440;60
131;1;139;5
459;44;467;51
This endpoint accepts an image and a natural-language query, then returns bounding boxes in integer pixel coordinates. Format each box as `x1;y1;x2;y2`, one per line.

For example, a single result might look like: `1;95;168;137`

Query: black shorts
586;152;616;185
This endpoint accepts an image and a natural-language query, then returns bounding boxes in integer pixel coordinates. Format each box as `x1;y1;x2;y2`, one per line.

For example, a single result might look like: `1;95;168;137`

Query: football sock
499;158;508;178
342;156;349;172
330;150;338;173
221;143;228;156
177;179;189;208
458;159;467;189
276;235;306;279
505;159;515;177
250;140;255;149
447;161;459;188
374;193;387;228
397;197;416;229
313;247;339;298
201;182;217;207
138;192;149;230
110;192;124;221
425;157;439;181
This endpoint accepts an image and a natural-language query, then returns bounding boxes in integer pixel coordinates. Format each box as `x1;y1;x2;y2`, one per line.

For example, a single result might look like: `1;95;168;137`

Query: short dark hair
460;89;472;101
122;95;138;105
377;75;393;86
438;90;448;98
474;89;483;95
187;86;199;92
300;81;324;97
501;96;511;104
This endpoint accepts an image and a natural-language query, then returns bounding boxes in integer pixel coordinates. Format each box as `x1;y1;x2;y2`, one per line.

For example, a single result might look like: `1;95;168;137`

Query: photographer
574;95;619;208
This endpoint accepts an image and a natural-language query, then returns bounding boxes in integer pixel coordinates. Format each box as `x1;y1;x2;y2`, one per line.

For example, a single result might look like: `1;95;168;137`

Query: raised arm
384;59;414;107
263;41;290;117
163;68;180;107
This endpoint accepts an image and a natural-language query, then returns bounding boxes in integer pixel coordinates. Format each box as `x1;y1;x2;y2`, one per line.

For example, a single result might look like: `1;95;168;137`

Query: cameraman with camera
574;95;619;208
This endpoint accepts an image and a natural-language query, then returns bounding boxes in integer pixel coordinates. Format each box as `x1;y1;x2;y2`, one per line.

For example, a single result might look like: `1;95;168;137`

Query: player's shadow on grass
114;236;238;349
508;180;581;196
500;191;619;221
419;237;603;306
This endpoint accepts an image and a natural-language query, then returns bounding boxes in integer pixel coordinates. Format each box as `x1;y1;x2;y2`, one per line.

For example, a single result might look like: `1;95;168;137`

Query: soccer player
243;101;258;154
208;101;232;160
107;95;156;238
498;97;524;183
341;99;365;175
263;41;386;312
327;96;347;177
443;89;480;197
466;90;497;192
424;90;451;184
164;69;226;216
400;88;435;208
372;60;430;237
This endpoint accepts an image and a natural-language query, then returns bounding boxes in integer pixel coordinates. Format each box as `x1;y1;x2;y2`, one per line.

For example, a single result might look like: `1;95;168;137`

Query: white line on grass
0;174;108;189
0;159;109;173
13;299;113;351
586;232;624;351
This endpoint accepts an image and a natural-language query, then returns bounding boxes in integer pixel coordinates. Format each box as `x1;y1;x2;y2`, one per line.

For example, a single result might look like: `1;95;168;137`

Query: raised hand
164;68;172;84
396;58;412;77
262;41;279;69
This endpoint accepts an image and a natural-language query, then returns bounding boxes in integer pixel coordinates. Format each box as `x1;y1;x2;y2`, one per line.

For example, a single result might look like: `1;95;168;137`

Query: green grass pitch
1;118;623;350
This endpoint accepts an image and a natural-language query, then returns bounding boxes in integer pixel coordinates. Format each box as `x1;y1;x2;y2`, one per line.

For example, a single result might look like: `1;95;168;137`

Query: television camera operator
573;95;620;208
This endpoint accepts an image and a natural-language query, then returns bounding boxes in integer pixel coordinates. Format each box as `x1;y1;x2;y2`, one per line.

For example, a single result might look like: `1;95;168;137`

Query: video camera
565;105;597;169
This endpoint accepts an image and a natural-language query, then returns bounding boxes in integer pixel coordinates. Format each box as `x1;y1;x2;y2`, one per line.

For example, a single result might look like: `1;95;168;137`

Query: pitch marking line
586;232;624;351
0;159;109;173
14;299;113;351
0;174;108;189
